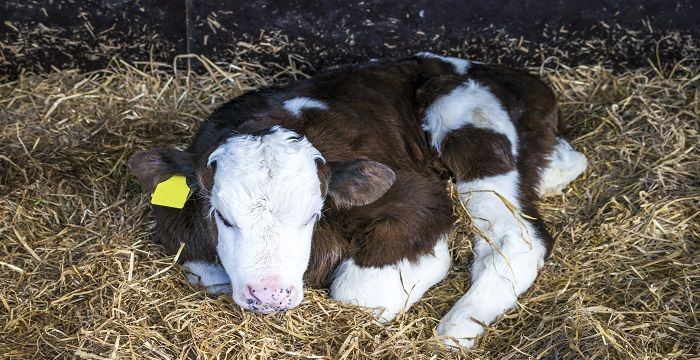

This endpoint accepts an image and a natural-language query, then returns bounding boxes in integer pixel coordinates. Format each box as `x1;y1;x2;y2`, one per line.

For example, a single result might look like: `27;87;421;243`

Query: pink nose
244;281;297;313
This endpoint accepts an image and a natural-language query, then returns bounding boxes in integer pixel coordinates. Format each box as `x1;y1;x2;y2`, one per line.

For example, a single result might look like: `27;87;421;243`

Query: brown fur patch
440;126;516;180
340;170;454;268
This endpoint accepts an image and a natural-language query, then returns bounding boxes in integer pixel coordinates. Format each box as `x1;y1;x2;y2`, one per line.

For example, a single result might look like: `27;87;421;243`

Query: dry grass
0;51;698;359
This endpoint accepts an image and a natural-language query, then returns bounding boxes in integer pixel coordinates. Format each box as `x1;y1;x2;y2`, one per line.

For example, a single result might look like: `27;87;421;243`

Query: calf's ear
128;148;197;193
326;160;396;209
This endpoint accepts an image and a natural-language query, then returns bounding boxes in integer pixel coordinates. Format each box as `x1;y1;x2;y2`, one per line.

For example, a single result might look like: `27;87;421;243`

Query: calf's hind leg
436;172;547;348
422;79;551;348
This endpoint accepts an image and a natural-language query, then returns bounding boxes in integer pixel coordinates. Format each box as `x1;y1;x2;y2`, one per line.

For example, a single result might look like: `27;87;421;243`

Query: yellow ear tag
151;175;191;209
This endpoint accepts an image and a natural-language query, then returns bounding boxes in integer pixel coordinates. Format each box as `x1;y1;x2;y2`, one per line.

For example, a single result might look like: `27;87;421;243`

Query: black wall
1;0;697;79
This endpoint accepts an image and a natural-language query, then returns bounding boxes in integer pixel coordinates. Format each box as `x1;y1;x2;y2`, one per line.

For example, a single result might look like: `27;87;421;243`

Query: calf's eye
305;213;319;227
215;210;235;228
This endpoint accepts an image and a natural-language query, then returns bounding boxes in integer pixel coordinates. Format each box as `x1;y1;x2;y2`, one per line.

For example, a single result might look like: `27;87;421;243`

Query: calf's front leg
328;172;455;321
330;233;451;321
183;260;233;295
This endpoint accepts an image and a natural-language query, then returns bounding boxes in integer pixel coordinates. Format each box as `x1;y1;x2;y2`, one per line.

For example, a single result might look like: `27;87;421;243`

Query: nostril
247;285;262;303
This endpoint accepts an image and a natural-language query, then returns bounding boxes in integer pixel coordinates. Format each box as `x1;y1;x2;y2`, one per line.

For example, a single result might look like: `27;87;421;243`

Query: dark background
1;0;698;80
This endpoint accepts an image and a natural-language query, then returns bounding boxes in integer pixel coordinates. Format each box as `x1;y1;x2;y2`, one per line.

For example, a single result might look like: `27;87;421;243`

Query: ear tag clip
151;175;191;209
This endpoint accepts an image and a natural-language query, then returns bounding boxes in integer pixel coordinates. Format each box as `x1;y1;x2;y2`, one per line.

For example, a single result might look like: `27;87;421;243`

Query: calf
128;53;587;348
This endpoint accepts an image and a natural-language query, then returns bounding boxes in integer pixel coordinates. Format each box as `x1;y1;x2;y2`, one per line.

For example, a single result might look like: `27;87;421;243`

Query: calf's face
208;128;326;312
129;126;395;313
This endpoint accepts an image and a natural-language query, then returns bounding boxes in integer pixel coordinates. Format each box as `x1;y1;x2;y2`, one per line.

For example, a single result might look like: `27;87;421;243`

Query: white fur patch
330;234;452;322
416;52;471;74
437;171;547;348
538;138;588;197
422;80;517;155
283;97;329;117
208;126;325;310
183;261;232;295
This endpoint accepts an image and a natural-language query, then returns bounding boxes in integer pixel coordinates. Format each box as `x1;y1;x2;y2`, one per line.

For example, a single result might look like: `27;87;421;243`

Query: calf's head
129;126;395;313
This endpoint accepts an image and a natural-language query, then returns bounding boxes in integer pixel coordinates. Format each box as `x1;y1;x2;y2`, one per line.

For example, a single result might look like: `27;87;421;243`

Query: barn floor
0;49;698;359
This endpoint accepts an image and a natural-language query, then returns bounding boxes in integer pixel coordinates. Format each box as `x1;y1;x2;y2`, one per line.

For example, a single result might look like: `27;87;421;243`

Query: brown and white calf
128;53;587;348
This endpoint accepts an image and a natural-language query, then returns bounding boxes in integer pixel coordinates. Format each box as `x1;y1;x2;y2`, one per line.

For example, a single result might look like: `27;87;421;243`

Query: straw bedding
0;51;698;359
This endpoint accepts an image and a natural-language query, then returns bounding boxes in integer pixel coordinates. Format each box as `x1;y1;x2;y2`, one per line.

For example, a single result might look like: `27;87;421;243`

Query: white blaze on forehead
416;52;471;74
207;126;325;226
283;97;329;117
